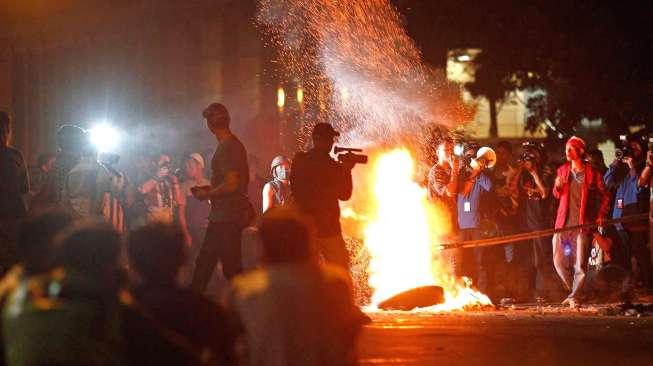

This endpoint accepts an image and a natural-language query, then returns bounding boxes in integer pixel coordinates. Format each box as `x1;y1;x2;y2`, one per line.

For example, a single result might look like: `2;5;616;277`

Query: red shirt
552;162;610;230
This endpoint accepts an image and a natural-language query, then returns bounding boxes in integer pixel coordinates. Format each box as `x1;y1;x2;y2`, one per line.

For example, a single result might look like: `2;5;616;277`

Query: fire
362;149;492;311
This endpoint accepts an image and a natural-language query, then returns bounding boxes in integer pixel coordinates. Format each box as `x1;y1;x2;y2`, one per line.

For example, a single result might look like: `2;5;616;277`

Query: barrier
438;213;649;250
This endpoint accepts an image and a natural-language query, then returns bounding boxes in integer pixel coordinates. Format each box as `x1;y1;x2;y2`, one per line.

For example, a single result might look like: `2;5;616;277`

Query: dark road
359;309;653;366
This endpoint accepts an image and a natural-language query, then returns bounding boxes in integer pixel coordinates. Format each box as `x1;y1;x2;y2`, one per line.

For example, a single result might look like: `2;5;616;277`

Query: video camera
98;152;122;178
334;146;368;165
453;140;480;170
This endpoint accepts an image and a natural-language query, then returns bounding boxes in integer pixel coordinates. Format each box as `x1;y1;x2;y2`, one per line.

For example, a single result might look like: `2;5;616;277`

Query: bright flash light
453;144;464;156
88;123;120;152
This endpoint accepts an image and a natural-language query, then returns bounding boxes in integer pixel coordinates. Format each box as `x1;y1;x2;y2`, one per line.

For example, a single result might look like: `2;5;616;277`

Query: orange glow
277;87;285;109
297;86;304;104
340;87;349;100
362;149;492;311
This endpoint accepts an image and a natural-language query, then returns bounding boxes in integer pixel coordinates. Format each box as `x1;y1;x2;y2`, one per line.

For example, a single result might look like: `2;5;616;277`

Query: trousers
192;221;244;292
315;234;350;272
552;230;588;300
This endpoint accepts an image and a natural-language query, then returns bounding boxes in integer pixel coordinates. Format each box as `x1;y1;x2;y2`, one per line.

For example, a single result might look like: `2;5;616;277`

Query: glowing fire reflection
362;149;492;311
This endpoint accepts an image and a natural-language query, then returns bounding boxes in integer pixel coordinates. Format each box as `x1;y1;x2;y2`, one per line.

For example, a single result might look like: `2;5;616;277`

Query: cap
311;123;340;138
188;153;205;169
566;136;586;152
202;102;230;121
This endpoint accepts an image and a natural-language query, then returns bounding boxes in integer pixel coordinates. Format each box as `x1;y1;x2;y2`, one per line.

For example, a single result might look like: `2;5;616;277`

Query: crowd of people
428;131;653;307
1;100;652;364
0;106;363;366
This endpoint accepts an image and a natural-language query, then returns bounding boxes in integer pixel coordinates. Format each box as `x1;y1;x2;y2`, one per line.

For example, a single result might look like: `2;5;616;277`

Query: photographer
291;123;355;272
62;132;114;220
604;135;651;289
427;137;459;226
512;143;550;299
136;154;181;225
456;145;493;293
640;144;653;275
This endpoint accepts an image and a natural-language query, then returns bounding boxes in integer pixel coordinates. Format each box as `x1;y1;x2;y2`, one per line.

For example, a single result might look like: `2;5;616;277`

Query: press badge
464;201;471;212
617;199;624;209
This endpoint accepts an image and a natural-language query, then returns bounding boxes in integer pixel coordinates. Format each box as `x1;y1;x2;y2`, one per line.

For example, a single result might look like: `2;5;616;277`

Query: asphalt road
359;308;653;366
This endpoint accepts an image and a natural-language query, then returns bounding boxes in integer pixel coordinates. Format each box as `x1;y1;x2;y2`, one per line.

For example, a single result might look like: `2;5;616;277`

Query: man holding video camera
605;134;651;290
291;123;359;271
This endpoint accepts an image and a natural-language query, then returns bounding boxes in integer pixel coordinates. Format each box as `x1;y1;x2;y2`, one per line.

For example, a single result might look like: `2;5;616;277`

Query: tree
394;0;653;140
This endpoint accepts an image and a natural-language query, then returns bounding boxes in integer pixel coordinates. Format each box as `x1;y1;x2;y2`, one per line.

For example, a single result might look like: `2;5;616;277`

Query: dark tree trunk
488;93;498;138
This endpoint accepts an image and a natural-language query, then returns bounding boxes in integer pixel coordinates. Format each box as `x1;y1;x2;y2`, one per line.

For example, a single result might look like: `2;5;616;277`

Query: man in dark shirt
0;111;29;272
291;123;354;271
192;103;252;290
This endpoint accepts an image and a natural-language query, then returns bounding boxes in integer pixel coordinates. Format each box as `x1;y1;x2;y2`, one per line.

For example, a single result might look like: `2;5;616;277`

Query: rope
437;213;649;250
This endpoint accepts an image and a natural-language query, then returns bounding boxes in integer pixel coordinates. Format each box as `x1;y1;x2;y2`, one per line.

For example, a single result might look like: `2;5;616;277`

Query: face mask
274;166;290;181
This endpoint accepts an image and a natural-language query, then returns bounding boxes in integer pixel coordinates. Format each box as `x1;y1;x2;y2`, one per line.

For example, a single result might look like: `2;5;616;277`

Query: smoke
257;0;474;149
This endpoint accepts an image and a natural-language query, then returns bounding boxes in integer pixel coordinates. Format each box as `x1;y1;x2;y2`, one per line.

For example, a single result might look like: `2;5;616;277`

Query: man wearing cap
191;103;253;289
178;153;210;284
291;123;354;272
552;136;610;308
262;155;292;213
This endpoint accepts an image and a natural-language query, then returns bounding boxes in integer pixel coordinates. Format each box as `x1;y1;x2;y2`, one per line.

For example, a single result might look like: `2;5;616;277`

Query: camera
172;168;184;181
614;135;633;160
518;141;543;163
334;146;368;165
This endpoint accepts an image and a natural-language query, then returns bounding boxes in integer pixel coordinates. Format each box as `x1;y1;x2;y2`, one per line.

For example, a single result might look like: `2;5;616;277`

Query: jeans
552;231;588;300
192;221;244;292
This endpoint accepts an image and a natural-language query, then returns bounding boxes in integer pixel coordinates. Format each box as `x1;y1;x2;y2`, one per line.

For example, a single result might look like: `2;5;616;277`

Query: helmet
56;125;86;153
270;155;291;177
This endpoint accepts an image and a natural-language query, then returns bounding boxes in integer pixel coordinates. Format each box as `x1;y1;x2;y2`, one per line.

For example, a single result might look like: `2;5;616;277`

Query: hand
450;156;460;174
646;150;653;167
554;176;563;189
191;185;211;201
622;157;634;170
596;216;605;227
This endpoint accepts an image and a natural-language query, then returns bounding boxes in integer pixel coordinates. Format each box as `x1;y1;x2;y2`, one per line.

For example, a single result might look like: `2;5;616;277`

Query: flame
362;149;492;311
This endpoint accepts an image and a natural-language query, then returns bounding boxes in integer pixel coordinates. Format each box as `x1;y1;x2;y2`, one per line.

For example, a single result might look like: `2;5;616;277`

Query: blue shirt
604;162;644;230
457;172;492;229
